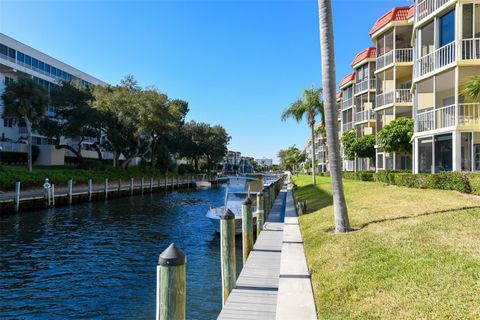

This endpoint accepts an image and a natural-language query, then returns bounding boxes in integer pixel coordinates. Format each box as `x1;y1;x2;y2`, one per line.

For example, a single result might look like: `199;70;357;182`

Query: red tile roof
407;6;414;19
336;92;343;100
351;47;377;67
370;5;413;35
339;72;355;87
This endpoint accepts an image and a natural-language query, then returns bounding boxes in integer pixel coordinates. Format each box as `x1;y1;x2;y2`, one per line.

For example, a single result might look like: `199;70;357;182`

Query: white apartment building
0;33;107;165
303;122;328;173
255;158;273;167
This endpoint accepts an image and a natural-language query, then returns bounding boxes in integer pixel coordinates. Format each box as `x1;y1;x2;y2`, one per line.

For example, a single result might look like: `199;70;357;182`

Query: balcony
355;79;376;95
342;122;353;132
415;103;480;133
341;97;354;110
355;109;375;123
376;48;413;71
415;0;451;23
460;38;480;60
414;41;455;78
395;89;413;104
376;91;394;108
376;89;413;108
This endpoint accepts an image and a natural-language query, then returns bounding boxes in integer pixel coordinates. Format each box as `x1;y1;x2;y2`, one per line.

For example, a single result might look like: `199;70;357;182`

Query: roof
351;47;377;67
336;92;343;100
370;6;413;35
339;72;355;88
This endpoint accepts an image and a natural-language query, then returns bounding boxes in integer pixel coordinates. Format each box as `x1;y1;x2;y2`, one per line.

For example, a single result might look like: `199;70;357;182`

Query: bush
342;171;374;181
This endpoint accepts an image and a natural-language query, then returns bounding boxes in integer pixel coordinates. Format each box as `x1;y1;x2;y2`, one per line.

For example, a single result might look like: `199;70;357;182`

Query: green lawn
294;174;480;319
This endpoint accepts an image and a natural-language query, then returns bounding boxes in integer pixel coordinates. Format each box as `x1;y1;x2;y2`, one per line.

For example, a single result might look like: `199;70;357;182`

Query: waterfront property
0;33;108;165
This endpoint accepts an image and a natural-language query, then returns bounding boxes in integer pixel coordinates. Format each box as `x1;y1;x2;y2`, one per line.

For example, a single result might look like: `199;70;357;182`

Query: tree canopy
378;117;414;154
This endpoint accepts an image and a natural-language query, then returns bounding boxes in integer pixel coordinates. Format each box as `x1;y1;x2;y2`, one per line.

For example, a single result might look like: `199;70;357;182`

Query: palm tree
1;78;48;172
281;87;324;185
462;76;480;102
317;0;350;232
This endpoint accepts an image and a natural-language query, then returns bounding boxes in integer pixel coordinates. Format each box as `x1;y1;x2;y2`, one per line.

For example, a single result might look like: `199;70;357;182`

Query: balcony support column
452;132;461;172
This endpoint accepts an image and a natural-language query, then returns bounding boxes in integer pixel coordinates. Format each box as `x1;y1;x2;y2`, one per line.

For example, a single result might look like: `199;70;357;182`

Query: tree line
1;75;230;172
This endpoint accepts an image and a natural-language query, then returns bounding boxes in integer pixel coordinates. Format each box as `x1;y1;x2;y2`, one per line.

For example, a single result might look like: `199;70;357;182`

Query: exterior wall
35;145;65;166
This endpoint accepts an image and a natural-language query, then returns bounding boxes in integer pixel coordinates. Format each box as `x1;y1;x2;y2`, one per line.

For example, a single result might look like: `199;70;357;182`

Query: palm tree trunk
318;0;350;232
24;117;33;172
310;125;317;185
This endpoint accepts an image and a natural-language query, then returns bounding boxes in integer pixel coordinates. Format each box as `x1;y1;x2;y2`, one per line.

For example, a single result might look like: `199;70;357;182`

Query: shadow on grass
358;205;480;230
294;182;333;214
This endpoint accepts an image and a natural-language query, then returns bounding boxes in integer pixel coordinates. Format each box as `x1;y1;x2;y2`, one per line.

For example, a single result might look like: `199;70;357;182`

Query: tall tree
318;0;350;232
1;78;48;172
281;87;324;185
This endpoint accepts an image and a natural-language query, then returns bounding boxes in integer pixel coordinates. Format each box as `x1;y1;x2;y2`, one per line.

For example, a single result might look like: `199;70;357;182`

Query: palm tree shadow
295;182;333;213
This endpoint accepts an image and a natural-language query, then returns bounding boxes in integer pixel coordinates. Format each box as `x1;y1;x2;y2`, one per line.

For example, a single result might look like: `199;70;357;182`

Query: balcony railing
342;122;353;132
341;97;354;110
355;109;375;123
415;103;480;132
461;38;480;60
376;91;394;108
414;41;455;78
395;89;413;104
376;48;413;70
416;0;450;23
0;141;28;153
355;79;376;94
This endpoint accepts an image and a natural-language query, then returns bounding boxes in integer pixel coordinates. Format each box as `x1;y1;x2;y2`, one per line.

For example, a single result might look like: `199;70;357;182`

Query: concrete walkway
217;187;317;320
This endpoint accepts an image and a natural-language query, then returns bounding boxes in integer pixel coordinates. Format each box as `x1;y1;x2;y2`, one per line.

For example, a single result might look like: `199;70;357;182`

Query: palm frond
462;76;480;103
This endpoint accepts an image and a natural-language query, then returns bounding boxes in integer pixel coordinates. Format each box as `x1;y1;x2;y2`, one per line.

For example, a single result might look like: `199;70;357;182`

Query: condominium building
303;122;328;173
0;33;106;164
411;0;480;173
255;158;273;167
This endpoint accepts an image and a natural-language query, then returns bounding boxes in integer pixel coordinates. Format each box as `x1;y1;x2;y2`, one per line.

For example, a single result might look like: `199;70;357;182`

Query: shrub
469;173;480;195
342;171;374;181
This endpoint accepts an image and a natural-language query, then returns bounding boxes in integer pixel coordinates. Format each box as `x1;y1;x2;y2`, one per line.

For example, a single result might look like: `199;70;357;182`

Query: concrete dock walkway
218;186;317;320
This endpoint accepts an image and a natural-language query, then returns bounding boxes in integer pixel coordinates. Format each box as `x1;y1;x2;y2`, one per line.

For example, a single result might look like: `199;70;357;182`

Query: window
463;4;480;38
418;137;433;173
434;133;452;172
419;22;434;56
3;119;13;127
38;61;44;71
45;64;51;74
51;66;57;76
5;76;14;85
439;10;455;47
0;43;7;56
32;58;38;68
8;47;15;59
25;55;31;66
56;68;62;77
17;52;24;63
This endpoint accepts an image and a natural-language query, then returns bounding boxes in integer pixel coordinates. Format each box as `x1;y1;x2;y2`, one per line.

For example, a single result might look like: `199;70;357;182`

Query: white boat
195;174;212;188
206;176;260;235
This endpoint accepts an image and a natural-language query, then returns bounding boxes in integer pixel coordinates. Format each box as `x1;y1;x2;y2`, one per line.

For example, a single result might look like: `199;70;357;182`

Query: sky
0;0;411;163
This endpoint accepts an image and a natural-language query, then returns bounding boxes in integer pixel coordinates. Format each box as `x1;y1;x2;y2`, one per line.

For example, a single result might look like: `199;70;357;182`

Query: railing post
14;180;20;212
104;178;109;199
141;177;144;194
68;178;73;204
256;192;265;237
156;243;186;320
242;197;253;264
88;178;93;201
130;178;134;196
220;209;236;305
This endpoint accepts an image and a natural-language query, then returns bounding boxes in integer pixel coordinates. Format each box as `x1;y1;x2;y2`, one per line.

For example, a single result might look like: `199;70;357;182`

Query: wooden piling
156;243;186;320
150;177;154;193
14;180;20;212
242;197;253;264
118;179;122;192
130;178;134;195
141;177;144;194
220;209;236;305
88;179;93;201
256;192;265;236
105;178;109;199
51;184;55;207
263;187;270;216
68;178;73;204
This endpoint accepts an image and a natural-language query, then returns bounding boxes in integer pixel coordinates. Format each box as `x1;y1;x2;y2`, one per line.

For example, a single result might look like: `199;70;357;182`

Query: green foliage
461;75;480;102
341;130;356;161
281;87;324;127
278;145;303;170
342;171;374;181
353;134;376;160
378;117;414;154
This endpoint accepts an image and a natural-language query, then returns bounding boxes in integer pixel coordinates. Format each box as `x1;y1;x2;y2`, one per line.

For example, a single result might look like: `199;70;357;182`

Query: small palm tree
1;78;48;172
462;76;480;102
281;87;324;185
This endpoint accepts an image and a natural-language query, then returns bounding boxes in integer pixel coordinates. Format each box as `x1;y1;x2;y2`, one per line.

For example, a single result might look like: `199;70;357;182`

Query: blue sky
0;0;411;163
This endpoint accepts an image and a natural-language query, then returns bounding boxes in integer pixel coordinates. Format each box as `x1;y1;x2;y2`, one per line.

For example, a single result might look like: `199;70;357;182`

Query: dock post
263;187;270;216
156;243;186;320
104;178;109;199
165;176;168;191
141;177;144;194
14;180;20;212
130;178;134;195
177;176;180;189
51;184;55;207
118;179;122;193
242;197;254;264
220;209;236;305
68;178;73;204
158;176;161;190
150;177;154;193
256;192;265;236
171;176;174;191
88;178;93;201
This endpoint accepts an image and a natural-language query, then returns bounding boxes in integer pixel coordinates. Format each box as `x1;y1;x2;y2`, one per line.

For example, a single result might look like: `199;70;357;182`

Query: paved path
218;187;317;320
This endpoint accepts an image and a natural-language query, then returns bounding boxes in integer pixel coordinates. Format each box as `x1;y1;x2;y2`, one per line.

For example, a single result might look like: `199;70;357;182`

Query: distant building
221;151;254;173
255;158;273;167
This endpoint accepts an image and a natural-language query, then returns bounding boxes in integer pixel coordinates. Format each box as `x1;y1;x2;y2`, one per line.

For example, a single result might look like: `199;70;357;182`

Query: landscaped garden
294;174;480;319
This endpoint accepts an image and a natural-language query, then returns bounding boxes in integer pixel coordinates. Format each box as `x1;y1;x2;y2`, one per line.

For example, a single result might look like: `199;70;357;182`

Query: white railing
342;97;354;110
342;122;353;132
0;141;28;153
18;127;28;135
0;52;16;63
355;109;375;123
395;89;412;103
395;48;413;63
376;50;394;70
415;41;455;78
376;49;413;71
461;38;480;60
459;103;480;126
415;104;459;132
355;79;376;94
416;0;450;22
376;91;394;108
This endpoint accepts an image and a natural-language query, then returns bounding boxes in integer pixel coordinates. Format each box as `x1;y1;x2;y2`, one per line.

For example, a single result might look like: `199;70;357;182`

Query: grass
0;165;202;191
294;174;480;320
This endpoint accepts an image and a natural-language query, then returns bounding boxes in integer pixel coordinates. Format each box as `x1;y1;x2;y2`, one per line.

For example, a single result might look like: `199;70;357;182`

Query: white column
452;132;461;171
414;137;419;174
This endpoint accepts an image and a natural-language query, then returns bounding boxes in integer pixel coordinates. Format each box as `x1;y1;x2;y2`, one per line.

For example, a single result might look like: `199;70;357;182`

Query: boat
195;174;212;188
206;176;261;234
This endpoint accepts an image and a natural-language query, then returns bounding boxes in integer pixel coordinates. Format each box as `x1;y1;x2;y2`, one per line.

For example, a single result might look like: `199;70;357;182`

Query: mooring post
141;177;144;194
68;178;73;204
177;176;180;189
263;187;269;217
220;209;236;305
171;176;174;191
118;179;122;193
158;176;161;189
150;177;154;193
51;184;55;207
130;178;134;195
88;178;93;202
242;197;254;264
164;176;168;191
298;201;304;215
156;243;186;320
256;192;265;236
104;178;109;199
14;180;20;212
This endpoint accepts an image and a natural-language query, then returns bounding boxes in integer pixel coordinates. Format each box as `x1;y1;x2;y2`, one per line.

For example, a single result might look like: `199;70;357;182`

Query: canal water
0;186;243;319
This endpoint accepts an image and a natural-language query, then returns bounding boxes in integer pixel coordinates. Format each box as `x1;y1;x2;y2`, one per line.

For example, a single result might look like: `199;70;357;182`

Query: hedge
340;170;480;195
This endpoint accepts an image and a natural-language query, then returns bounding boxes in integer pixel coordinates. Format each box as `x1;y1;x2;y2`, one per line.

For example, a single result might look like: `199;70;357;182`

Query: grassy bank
0;166;204;191
294;174;480;319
